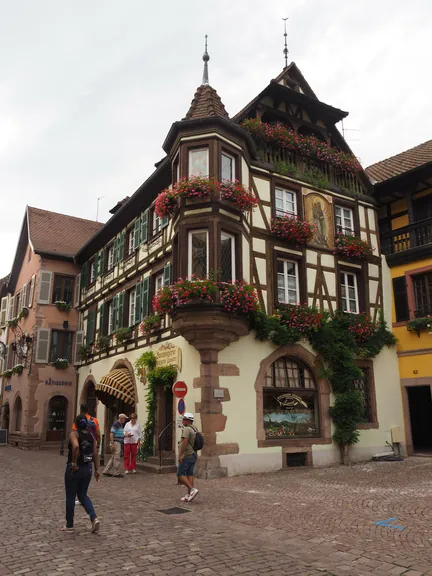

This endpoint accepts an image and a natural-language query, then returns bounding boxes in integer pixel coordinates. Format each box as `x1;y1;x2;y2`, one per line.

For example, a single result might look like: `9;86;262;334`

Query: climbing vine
249;305;396;462
134;350;177;460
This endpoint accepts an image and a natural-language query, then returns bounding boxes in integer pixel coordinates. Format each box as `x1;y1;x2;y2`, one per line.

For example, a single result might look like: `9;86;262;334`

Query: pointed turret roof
183;36;229;121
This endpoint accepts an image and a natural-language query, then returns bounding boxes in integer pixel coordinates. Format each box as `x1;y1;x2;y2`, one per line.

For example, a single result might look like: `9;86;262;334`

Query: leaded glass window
353;368;372;422
263;357;318;438
188;230;208;278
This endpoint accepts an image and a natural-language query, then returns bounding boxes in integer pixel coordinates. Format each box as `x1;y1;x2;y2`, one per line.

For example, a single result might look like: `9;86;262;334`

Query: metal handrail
158;421;174;467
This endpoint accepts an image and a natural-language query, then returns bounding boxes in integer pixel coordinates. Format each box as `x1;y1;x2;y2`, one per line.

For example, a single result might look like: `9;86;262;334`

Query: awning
95;368;135;405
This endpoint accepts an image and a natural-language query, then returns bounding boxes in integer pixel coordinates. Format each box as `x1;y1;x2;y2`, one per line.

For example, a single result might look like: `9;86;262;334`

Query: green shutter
161;215;169;229
93;257;98;278
118;291;125;328
134;219;140;249
112;295;118;331
113;237;119;265
99;304;105;335
81;262;88;288
86;309;95;345
135;282;142;324
163;262;171;287
142;277;150;318
118;232;125;261
140;211;148;244
99;250;105;276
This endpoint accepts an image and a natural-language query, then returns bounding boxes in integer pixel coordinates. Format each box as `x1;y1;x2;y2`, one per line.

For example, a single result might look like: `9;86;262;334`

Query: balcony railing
258;142;365;195
415;307;432;318
380;217;432;255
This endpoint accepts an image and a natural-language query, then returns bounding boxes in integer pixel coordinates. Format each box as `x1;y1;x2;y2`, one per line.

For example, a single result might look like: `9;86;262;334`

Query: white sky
1;0;431;277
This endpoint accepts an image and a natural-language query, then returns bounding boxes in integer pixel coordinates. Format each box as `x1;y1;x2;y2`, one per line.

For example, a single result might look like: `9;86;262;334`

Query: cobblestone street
1;449;432;575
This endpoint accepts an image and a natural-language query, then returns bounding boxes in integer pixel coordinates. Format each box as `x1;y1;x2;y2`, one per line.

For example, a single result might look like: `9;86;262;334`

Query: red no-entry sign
172;381;188;399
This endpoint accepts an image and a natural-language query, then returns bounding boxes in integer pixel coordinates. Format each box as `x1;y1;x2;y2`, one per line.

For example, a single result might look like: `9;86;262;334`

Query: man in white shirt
123;413;141;474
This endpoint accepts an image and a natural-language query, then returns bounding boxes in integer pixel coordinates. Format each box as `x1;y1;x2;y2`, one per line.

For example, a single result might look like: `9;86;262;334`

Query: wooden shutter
22;284;27;308
93;257;98;278
35;328;50;364
135;282;142;324
74;274;81;307
99;250;105;276
99;304;105;335
134;219;141;249
86;309;96;345
74;330;84;365
163;262;171;287
37;271;52;304
28;275;35;308
81;263;88;288
112;295;118;331
142;277;150;318
8;296;14;321
140;211;148;244
118;292;125;328
0;297;8;326
118;232;125;261
113;237;119;264
393;276;409;322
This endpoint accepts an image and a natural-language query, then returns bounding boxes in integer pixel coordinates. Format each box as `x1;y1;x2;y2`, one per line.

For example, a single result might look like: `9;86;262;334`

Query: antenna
282;17;289;68
96;196;105;222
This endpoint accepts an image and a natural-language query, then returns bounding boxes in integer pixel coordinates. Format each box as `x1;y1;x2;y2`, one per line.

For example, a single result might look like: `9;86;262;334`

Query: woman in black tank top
61;414;100;533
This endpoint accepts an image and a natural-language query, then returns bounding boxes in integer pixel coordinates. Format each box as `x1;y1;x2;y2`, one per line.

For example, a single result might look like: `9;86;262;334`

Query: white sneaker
132;469;136;474
75;498;79;505
125;470;129;475
188;488;199;501
181;494;190;502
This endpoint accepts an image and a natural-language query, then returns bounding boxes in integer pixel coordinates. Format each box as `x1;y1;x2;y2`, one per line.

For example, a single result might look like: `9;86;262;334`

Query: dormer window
189;148;209;178
221;151;235;182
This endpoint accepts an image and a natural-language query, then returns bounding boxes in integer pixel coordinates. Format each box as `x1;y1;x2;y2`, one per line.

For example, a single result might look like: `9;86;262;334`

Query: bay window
340;271;359;314
221;151;235;182
277;259;299;305
188;230;209;278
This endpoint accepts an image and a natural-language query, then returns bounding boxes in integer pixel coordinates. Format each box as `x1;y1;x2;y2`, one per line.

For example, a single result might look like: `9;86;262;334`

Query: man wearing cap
103;413;127;478
177;412;199;502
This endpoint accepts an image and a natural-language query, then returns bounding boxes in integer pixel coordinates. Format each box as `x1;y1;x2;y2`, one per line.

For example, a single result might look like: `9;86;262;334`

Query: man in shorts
177;413;199;502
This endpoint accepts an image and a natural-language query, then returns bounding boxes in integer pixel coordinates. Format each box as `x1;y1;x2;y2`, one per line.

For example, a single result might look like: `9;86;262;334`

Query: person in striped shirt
102;414;127;478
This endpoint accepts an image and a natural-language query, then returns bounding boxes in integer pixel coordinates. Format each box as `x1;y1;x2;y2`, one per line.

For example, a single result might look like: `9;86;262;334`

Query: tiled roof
366;140;432;183
27;207;103;258
184;84;229;120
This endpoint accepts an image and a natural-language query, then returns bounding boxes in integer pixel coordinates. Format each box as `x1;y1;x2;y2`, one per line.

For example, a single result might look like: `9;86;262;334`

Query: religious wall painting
303;191;334;249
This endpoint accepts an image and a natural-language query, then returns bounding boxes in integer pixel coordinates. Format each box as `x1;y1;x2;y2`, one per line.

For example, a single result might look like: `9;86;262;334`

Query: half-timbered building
76;51;405;477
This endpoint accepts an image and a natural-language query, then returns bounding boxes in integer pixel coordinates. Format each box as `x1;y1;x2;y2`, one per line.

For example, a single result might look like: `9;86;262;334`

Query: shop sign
45;378;72;387
275;393;308;410
155;343;182;370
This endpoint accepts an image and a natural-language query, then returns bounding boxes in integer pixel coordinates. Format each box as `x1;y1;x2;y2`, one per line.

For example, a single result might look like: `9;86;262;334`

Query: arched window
47;396;68;441
263;357;319;438
13;397;22;432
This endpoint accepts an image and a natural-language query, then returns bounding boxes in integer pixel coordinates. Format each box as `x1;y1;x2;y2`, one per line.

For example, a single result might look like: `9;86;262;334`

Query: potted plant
114;326;135;344
53;358;69;369
153;277;218;316
334;234;373;260
407;316;432;334
271;215;316;246
21;306;29;318
54;300;71;312
12;363;25;375
1;369;13;378
78;344;92;361
7;317;19;329
95;335;110;353
139;314;161;336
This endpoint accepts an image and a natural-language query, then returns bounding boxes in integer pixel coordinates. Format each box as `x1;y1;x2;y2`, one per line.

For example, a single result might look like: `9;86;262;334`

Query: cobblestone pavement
1;449;432;575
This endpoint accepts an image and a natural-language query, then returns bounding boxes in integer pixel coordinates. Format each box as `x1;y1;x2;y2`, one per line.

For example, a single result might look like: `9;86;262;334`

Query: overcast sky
0;0;431;277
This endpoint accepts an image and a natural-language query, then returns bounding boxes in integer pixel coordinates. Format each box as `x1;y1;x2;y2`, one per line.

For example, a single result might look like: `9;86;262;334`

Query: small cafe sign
155;343;182;371
45;378;72;387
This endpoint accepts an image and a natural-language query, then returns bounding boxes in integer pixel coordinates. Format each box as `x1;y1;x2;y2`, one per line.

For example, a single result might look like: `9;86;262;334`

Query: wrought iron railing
380;217;432;255
258;143;365;195
415;307;432;318
158;421;174;467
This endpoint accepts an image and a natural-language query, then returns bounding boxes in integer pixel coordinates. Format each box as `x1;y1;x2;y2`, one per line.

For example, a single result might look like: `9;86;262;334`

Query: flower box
242;119;361;175
407;317;431;334
12;364;24;375
1;369;13;378
139;314;161;337
78;344;92;361
53;358;69;369
7;317;19;329
114;327;135;344
54;301;71;312
95;336;110;353
218;181;258;212
271;216;316;246
334;234;373;260
21;307;29;318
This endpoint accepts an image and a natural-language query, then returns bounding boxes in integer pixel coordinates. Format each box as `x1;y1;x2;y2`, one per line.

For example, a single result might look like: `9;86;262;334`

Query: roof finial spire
202;34;210;85
282;17;289;68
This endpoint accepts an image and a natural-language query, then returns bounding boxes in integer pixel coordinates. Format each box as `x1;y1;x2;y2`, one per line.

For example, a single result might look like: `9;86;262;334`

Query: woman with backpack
61;414;100;533
177;412;203;502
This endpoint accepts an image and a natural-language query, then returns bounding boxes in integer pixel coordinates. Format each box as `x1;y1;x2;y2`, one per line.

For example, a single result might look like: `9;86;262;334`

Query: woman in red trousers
123;413;141;474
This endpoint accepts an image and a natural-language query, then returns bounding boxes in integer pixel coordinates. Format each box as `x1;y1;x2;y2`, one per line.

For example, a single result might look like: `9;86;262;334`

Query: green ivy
250;308;396;461
134;351;177;461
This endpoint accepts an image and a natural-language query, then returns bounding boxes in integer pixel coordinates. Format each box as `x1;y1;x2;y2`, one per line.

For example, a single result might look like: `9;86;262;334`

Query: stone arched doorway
13;396;22;432
46;395;68;442
80;377;98;418
1;401;10;432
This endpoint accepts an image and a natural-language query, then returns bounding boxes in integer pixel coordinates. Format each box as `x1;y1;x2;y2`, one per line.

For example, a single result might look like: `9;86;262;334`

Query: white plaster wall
359;206;366;228
306;250;317;265
253;176;271;203
321;254;335;268
368;264;379;278
252;237;266;254
381;256;393;323
255;258;266;287
307;267;316;290
323;271;336;297
252;206;266;230
368;208;376;231
241;158;249;187
369;280;379;307
242;237;250;283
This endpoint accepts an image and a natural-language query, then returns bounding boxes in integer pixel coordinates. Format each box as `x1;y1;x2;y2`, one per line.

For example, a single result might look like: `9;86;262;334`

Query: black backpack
188;426;204;452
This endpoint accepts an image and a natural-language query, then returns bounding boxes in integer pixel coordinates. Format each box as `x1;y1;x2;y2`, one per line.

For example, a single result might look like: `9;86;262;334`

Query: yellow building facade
367;142;432;454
